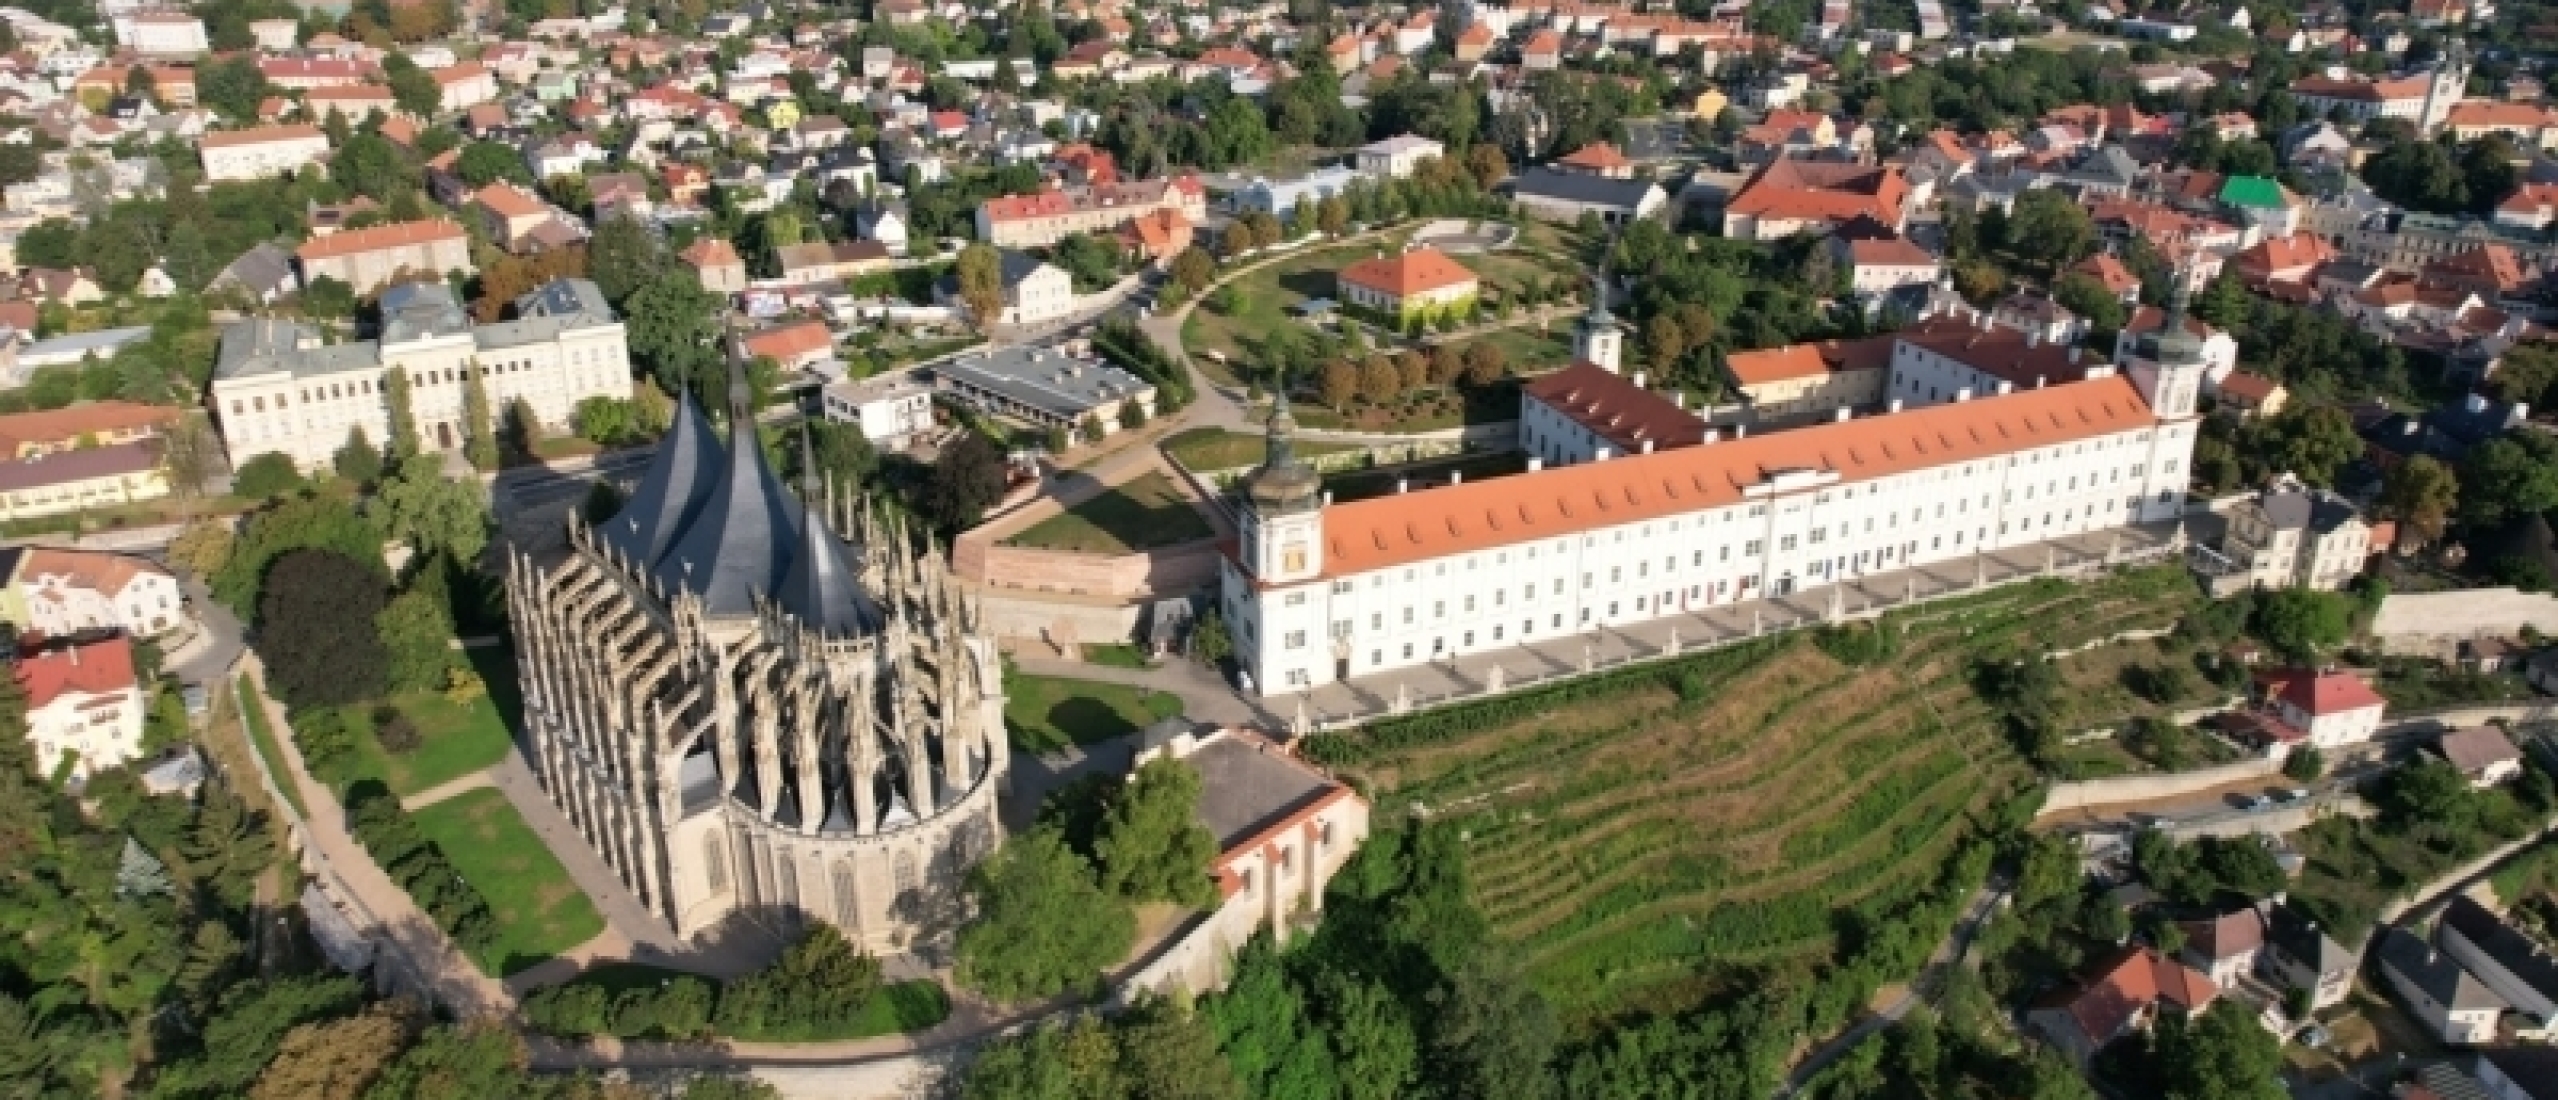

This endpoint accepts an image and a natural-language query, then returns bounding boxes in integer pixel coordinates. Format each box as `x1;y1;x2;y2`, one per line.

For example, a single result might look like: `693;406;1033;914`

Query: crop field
1311;567;2200;1022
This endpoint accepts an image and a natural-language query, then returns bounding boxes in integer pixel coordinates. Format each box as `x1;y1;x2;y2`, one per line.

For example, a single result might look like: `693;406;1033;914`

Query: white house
197;124;331;183
2259;670;2388;753
2440;897;2558;1040
14;634;146;781
0;546;186;639
2379;927;2507;1045
1357;134;1445;180
821;373;936;449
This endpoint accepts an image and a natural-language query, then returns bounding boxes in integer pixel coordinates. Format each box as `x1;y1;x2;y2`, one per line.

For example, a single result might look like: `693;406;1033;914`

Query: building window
1285;631;1306;649
704;834;729;893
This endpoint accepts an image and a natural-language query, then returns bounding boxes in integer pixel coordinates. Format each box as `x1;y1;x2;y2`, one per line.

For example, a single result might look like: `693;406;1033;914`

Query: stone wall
975;591;1146;644
1112;897;1264;1007
949;534;1221;601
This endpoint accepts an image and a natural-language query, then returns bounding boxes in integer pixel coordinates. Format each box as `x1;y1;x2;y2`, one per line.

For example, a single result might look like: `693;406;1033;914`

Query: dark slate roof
2378;927;2507;1011
2265;901;2358;973
655;391;805;616
774;435;881;636
1186;734;1339;850
1511;167;1660;210
2442;896;2558;1000
2063;144;2142;188
2258;488;2361;534
2480;1049;2558;1100
600;391;722;569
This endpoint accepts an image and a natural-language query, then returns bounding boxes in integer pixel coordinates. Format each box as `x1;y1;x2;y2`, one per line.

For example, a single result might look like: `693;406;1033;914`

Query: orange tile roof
742;320;833;361
2279;671;2385;716
472;182;548;220
199;123;324;149
1724;342;1833;386
1522;363;1708;453
0;402;176;452
17;547;167;599
1317;374;2158;576
680;237;744;268
2445;101;2558;128
1559;140;1632;170
1336;247;1478;298
294;218;466;262
1728;159;1909;223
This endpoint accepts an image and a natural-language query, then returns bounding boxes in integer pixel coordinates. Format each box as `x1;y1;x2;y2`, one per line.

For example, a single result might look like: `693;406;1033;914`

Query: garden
406;787;606;976
1300;567;2206;1021
1002;471;1216;555
1003;670;1186;754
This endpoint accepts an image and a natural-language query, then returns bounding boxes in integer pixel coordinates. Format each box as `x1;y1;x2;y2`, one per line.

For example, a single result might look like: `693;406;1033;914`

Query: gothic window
777;850;800;908
703;833;729;893
833;863;857;925
894;850;918;897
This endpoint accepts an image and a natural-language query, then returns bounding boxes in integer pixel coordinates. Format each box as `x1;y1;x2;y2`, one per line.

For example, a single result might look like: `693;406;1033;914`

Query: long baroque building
508;377;1008;948
1221;287;2210;695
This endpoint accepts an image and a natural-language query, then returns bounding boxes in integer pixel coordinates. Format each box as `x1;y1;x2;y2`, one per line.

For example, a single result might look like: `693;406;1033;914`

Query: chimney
1632;371;1647;388
1396;478;1410;494
1671;392;1686;409
1527;456;1544;472
1320;491;1332;505
1595;446;1614;461
2026;329;2042;348
67;644;77;666
1996;380;2014;395
1450;471;1464;485
2036;375;2047;389
2466;392;2489;413
1735;424;1748;439
1641;439;1655;454
1889;398;1904;413
1956;386;1975;402
1702;428;1720;443
1833;407;1851;422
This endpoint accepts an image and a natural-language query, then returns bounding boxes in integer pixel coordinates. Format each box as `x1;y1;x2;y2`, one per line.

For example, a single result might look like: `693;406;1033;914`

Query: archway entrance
434;422;455;449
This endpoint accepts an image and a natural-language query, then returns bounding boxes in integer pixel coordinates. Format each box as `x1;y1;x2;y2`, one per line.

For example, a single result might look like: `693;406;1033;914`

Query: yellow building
1723;335;1893;420
1692;87;1730;121
0;442;169;521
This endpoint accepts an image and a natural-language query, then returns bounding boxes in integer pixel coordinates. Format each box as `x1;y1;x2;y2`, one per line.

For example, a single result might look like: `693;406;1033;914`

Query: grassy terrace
235;674;308;818
1308;567;2200;1022
1004;472;1215;555
1182;238;1410;370
1160;428;1362;472
1004;671;1185;754
410;787;606;976
329;646;524;797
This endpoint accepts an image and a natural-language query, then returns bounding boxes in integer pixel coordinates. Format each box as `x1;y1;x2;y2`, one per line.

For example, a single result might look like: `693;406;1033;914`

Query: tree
376;585;455;694
1220;221;1255;256
623;274;726;404
2053;272;2129;336
1321;974;1420;1100
1359;356;1402;405
301;275;356;321
250;1002;418;1100
2284;745;2325;782
363;1019;530;1100
2142;1000;2286;1100
2252;589;2351;660
373;454;490;564
461;364;498;471
454;141;532;188
168;519;236;579
959;1015;1125;1099
1465;144;1509;189
1078;413;1106;445
714;924;885;1037
1316;195;1349;236
2379;454;2456;546
586;213;662;307
2269;405;2363;489
924;434;1010;528
162;415;224;508
383;367;420;457
955;243;1008;331
1116;995;1247;1100
1189;608;1232;667
2007;189;2096;275
1168;247;1216;295
1317;359;1359;409
1435;956;1560;1100
232;452;305;500
1096;756;1219;908
954;828;1136;1001
196;55;276;121
1118;400;1147;432
382;53;440;117
2374;756;2478;830
503;397;542;459
256;549;391;708
1463;341;1507;387
330;132;415;201
2458;432;2558;530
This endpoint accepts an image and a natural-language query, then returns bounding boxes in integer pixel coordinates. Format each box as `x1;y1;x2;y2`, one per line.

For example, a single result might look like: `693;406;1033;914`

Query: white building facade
1220;301;2205;694
210;280;630;470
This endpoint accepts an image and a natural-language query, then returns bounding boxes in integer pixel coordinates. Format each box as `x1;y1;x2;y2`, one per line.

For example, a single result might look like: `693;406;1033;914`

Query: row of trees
522;924;890;1041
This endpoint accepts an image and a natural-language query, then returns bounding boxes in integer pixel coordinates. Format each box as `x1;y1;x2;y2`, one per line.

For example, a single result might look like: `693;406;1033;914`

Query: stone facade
506;385;1008;950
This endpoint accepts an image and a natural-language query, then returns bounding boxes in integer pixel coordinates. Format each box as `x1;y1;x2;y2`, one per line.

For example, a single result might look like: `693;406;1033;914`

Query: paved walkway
399;769;495;811
244;660;514;1016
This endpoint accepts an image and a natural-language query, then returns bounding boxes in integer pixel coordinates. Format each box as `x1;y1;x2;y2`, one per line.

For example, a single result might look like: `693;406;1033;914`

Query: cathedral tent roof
600;391;722;569
655;376;805;616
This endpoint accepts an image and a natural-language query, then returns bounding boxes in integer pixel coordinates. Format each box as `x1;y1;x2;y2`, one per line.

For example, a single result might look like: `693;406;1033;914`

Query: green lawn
235;675;308;818
1292;379;1518;434
337;646;524;797
1183;240;1409;367
410;787;605;977
1004;472;1215;555
1160;428;1361;472
1083;644;1156;670
1456;325;1575;372
1004;673;1185;754
545;963;952;1042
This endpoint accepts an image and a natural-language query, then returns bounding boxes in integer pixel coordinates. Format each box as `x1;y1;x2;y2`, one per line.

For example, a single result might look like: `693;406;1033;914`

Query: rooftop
14;633;137;708
1523;362;1709;453
934;346;1153;421
1336;247;1479;298
1183;730;1344;851
294;218;467;262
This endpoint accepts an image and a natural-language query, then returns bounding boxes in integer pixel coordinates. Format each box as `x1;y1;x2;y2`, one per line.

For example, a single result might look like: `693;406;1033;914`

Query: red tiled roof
1728;159;1909;223
200;123;324;149
1559;140;1632;170
2217;370;2281;403
14;634;136;709
2073;254;2141;294
472;182;548;220
0;401;176;452
742;320;833;361
1336;247;1478;298
294;219;466;262
1318;374;2158;576
2279;671;2386;717
680;237;743;268
1522;362;1708;453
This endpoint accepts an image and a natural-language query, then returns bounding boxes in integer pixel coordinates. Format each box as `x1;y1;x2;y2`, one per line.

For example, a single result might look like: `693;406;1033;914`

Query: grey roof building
2440;896;2558;1031
932;344;1156;432
208;243;297;304
2377;927;2507;1045
1510;167;1669;224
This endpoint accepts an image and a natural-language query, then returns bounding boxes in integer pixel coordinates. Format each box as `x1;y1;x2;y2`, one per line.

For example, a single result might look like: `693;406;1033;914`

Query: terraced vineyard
1313;566;2200;1021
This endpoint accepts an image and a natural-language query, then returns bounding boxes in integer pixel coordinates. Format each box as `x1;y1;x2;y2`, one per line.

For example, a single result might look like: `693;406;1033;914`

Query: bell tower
1238;384;1324;585
2421;37;2471;135
1572;274;1625;373
2130;265;2208;421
